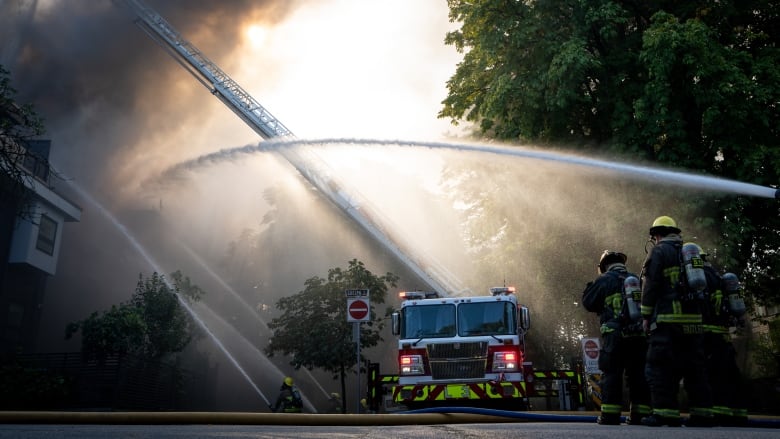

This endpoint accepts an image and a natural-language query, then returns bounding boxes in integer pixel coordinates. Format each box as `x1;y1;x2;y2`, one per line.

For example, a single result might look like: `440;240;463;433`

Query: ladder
117;0;457;295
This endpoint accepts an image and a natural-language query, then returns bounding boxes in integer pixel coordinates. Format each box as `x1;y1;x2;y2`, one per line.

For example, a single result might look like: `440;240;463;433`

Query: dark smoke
8;0;299;195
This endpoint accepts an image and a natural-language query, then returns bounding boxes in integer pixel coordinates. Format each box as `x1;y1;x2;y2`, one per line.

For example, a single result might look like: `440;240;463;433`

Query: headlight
492;351;518;371
399;354;424;375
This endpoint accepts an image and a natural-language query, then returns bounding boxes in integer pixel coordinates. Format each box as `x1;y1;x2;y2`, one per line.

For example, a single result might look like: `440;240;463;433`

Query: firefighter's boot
597;413;621;425
641;413;682;427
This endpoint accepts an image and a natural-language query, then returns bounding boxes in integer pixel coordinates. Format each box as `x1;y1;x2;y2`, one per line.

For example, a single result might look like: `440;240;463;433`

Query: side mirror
518;306;530;331
391;312;400;335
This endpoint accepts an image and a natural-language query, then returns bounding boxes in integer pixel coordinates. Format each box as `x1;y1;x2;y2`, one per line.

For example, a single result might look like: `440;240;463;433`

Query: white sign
581;337;602;374
345;288;370;298
347;298;370;322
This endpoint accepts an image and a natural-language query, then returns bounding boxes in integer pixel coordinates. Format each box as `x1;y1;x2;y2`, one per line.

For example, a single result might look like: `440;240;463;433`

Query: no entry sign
346;289;370;323
584;339;599;359
581;337;602;374
347;298;370;322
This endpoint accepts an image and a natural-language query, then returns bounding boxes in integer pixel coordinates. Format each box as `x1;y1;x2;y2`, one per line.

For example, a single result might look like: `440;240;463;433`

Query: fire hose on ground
0;409;778;428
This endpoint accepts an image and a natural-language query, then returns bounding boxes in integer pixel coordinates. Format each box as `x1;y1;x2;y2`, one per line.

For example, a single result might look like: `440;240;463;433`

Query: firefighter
582;250;651;425
692;243;749;427
269;376;303;413
327;392;343;414
640;216;713;427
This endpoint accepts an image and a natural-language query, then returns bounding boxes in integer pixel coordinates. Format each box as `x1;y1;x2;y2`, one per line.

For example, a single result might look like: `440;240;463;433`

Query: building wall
0;139;81;353
0;263;47;353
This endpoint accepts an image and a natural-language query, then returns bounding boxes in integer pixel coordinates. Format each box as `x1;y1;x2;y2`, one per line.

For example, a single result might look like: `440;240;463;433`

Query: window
402;304;456;338
458;301;516;336
35;214;57;255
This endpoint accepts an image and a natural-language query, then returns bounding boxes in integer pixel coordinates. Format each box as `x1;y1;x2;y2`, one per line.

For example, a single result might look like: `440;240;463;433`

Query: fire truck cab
390;287;531;410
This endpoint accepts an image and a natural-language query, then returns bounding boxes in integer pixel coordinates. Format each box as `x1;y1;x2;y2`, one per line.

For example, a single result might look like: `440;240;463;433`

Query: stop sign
347;298;369;322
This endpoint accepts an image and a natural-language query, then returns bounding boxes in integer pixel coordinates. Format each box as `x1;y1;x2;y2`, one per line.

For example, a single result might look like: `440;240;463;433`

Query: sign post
346;289;369;412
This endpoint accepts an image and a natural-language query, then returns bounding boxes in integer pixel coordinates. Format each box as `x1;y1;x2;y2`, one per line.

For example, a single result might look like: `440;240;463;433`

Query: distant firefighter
269;376;302;413
327;392;343;414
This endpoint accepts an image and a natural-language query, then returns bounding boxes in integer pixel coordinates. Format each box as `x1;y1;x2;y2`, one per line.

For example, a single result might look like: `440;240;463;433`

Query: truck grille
427;342;488;380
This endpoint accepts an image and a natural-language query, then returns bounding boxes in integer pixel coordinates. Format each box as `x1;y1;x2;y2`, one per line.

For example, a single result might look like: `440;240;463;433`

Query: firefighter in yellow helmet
327;392;343;414
640;216;713;427
582;250;650;425
269;376;302;413
359;398;371;414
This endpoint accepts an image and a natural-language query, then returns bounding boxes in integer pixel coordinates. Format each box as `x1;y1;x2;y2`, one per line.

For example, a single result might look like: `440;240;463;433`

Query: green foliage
0;357;73;409
752;318;780;378
65;271;204;361
442;0;780;311
0;65;43;135
264;259;398;377
0;65;46;217
65;305;146;359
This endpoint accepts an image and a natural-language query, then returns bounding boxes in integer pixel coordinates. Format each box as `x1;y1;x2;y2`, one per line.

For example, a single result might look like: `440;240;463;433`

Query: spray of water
67;181;271;405
176;241;338;403
177;242;269;331
133;136;775;407
154;138;777;200
191;301;324;411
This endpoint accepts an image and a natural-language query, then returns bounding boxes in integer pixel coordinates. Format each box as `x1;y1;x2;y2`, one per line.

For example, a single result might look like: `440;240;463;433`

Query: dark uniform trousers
645;323;712;417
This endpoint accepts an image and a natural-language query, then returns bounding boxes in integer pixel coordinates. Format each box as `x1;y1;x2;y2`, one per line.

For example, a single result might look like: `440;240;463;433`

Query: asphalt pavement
0;411;777;439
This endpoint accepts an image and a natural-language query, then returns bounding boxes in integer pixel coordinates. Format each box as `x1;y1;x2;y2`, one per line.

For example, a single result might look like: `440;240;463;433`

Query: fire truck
389;287;533;410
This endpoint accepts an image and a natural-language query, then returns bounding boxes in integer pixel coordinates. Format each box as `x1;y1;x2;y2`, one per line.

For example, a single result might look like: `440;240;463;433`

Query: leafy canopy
0;64;47;217
441;0;780;309
264;259;398;376
65;271;205;360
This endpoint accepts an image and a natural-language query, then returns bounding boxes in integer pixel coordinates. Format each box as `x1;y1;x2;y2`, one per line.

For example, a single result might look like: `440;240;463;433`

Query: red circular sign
348;299;369;320
584;340;599;359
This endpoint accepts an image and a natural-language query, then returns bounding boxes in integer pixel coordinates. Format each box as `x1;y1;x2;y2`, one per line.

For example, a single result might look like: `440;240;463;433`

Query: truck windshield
458;301;516;336
401;304;456;339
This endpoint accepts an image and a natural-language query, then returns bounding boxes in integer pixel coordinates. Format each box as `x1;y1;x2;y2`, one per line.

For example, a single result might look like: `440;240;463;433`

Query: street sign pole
355;321;361;413
345;288;370;413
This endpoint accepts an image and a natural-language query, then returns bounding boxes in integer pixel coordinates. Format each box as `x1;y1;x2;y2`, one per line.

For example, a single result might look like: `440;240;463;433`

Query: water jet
68;181;280;407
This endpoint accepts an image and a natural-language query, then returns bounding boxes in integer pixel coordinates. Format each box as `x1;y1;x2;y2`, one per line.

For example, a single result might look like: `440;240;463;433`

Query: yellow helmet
649;215;680;236
283;376;294;387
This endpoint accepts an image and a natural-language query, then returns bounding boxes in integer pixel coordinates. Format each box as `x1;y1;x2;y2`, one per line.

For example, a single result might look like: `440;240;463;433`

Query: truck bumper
394;381;527;404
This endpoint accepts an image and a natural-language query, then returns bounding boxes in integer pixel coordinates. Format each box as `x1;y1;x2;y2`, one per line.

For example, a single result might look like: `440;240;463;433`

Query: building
0;138;81;353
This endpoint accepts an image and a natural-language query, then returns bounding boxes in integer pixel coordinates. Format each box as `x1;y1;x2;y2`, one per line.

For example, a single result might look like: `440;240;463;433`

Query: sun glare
231;0;461;140
245;24;268;48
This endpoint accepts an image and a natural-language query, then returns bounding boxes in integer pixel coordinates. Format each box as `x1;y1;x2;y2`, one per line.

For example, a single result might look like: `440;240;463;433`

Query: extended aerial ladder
117;0;462;296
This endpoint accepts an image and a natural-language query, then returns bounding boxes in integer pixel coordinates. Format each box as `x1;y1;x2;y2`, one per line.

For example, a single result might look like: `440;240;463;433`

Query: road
0;421;778;438
0;411;777;438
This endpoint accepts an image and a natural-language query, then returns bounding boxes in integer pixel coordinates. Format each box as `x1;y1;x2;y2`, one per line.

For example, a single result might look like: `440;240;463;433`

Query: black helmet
599;250;627;274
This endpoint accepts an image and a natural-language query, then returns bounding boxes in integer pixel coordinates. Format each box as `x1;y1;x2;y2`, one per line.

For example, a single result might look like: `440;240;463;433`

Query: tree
441;1;780;306
439;1;780;375
65;270;205;361
264;259;398;413
0;64;47;219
